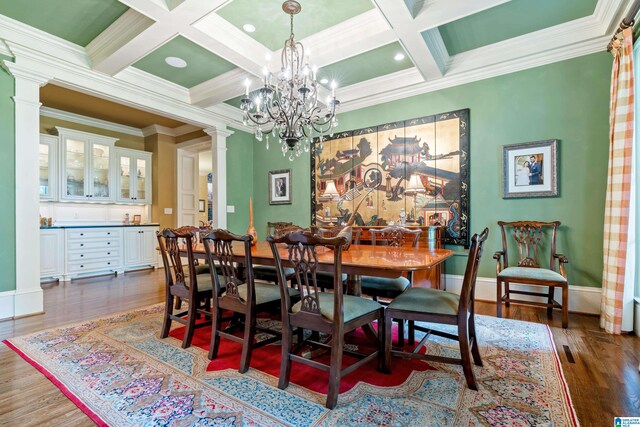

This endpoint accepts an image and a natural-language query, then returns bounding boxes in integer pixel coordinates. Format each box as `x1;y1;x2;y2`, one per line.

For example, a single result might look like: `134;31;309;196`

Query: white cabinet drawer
67;259;119;274
67;229;122;240
67;250;119;262
68;239;120;251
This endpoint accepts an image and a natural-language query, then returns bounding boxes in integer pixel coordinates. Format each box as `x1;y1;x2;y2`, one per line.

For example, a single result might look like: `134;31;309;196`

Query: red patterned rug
4;304;580;426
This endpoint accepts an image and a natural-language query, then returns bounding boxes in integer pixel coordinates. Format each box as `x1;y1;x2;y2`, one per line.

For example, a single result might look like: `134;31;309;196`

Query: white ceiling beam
372;0;445;80
413;0;513;31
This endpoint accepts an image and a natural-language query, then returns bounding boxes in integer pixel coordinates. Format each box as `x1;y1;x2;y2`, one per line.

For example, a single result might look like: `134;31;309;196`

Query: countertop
40;223;160;229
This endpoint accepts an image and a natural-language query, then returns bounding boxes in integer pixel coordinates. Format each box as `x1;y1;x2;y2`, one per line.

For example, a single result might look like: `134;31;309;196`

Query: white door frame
176;148;199;227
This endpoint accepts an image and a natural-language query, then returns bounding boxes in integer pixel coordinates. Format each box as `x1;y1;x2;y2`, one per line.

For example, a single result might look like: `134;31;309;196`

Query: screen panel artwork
310;109;469;246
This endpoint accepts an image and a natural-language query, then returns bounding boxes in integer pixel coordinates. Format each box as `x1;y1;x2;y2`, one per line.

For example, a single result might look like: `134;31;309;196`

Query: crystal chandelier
240;1;340;161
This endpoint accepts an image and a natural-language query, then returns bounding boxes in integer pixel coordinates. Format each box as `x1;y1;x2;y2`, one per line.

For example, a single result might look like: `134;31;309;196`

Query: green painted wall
226;130;255;235
0;56;15;292
253;52;611;287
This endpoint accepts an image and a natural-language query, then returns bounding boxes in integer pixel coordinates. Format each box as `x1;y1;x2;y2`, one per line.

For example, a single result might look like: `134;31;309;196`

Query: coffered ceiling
0;0;632;130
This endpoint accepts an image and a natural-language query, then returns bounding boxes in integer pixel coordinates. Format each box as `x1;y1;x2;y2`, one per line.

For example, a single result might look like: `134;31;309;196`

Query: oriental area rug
4;304;579;426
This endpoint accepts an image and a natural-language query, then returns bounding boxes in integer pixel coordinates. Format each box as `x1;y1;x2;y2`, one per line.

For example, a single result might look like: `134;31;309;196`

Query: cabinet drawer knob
80;233;84;236
107;252;111;255
107;232;111;235
107;242;111;245
80;265;84;268
107;262;111;265
80;254;84;257
80;244;84;247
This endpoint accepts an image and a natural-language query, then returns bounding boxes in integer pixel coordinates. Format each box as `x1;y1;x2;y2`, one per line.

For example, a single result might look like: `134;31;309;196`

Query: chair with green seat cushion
361;226;422;346
384;228;489;391
314;226;362;290
268;231;385;409
202;229;300;374
157;226;214;349
494;221;570;328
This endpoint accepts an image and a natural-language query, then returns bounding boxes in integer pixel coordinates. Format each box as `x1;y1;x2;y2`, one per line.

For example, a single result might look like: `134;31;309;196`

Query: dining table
184;241;454;342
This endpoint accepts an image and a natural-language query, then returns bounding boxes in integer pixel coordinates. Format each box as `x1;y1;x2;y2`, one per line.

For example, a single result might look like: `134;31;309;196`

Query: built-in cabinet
40;228;64;281
40;225;159;282
57;127;118;202
39;134;59;201
116;148;152;204
40;127;152;205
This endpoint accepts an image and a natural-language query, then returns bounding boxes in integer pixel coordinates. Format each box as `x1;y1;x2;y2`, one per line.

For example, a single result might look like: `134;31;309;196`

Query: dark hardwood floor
0;269;638;426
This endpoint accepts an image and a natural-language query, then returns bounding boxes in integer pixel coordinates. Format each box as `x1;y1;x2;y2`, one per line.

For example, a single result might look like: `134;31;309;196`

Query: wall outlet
226;205;235;213
164;208;173;214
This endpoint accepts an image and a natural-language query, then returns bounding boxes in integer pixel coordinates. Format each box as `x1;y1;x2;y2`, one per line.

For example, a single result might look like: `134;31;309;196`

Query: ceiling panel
318;42;413;88
0;0;129;46
436;0;598;55
132;36;237;88
217;0;375;51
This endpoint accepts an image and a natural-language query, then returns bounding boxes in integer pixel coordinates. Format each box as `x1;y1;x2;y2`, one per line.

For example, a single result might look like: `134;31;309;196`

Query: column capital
1;60;51;86
204;125;234;139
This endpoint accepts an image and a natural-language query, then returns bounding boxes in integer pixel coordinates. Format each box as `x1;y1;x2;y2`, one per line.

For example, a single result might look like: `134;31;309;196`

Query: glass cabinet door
91;143;110;198
120;156;131;200
136;158;147;201
39;143;50;197
65;139;85;197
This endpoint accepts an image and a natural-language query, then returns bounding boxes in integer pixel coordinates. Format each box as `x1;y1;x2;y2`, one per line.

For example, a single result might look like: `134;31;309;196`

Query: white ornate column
204;126;233;229
3;61;51;317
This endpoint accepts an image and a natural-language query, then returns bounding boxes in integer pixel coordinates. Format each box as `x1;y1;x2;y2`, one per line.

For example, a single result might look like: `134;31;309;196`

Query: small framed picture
132;214;141;225
269;169;292;205
502;139;558;198
198;199;206;212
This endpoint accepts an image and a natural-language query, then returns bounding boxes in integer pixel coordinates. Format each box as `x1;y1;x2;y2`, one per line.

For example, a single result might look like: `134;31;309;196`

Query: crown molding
0;39;11;57
40;106;144;137
115;66;191;103
141;123;201;137
207;102;253;133
190;68;248;107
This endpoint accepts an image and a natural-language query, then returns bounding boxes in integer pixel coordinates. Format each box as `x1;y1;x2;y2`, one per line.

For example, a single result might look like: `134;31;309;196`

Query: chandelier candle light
240;1;340;161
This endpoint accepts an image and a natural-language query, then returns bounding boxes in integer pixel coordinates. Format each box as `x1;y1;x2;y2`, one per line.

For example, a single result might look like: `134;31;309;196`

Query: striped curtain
601;27;635;334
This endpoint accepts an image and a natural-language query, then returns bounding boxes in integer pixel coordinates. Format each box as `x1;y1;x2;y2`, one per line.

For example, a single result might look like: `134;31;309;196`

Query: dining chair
314;225;362;291
157;226;214;349
494;221;569;328
361;226;421;345
254;223;304;285
202;229;300;373
267;221;293;236
383;227;489;390
267;231;385;409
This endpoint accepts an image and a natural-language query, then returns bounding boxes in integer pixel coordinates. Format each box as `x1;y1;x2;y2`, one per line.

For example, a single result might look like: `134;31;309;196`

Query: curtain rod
608;0;640;51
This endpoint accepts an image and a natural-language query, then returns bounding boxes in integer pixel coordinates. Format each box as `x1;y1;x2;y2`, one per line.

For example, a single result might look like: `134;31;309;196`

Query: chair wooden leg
458;321;478;390
326;332;344;409
383;312;393;373
239;313;256;374
377;314;385;372
278;325;293;390
562;285;568;328
160;295;173;338
504;281;510;308
208;308;222;360
182;301;197;349
397;319;405;347
408;320;415;345
496;280;503;318
469;315;483;367
547;286;554;316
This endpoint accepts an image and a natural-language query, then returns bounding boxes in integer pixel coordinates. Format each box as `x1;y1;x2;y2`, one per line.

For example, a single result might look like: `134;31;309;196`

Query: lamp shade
405;174;425;196
322;180;340;200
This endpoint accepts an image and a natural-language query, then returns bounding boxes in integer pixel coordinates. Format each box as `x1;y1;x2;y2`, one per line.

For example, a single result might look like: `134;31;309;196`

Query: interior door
177;149;199;227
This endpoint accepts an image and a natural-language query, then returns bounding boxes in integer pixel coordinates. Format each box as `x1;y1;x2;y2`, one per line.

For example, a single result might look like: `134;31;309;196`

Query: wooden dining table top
187;241;454;278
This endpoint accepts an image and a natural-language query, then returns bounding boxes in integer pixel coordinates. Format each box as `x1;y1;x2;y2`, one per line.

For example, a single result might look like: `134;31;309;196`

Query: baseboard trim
443;274;602;315
14;288;44;318
0;290;16;320
634;298;640;335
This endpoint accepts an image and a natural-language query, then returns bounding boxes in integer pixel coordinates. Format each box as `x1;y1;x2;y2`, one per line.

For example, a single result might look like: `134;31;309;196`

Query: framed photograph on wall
502;139;558;198
269;169;292;205
198;199;206;212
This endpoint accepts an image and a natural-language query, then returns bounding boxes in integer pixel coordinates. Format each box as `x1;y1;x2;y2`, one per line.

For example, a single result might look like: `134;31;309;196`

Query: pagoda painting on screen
310;109;470;246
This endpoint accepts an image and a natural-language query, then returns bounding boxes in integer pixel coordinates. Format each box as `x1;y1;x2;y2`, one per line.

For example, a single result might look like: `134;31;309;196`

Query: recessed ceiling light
320;78;329;84
165;56;187;68
243;23;256;33
394;53;405;61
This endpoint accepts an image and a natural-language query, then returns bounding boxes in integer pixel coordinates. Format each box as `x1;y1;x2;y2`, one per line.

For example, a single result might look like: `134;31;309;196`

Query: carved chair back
317;226;362;245
157;226;201;298
370;226;421;248
267;221;293;237
201;229;253;305
267;231;347;324
497;221;560;270
458;228;489;315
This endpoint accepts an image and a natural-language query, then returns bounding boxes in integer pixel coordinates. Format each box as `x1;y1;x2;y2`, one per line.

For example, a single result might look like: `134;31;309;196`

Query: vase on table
246;197;258;246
